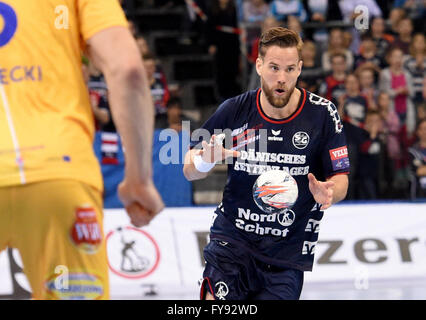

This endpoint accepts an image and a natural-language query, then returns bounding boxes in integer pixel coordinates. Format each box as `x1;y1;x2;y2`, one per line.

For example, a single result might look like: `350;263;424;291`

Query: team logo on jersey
292;132;310;149
268;129;283;141
215;282;229;300
70;206;102;254
277;209;295;227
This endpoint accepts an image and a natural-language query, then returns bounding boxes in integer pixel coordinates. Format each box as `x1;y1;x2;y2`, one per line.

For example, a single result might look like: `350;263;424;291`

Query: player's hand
118;178;164;227
196;134;240;164
308;173;335;210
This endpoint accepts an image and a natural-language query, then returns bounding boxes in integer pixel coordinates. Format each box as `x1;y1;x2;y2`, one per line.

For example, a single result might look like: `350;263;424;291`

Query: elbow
121;63;147;89
109;60;147;90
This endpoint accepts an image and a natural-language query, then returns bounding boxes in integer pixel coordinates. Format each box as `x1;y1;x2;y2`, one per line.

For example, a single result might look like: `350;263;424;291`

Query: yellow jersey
0;0;128;191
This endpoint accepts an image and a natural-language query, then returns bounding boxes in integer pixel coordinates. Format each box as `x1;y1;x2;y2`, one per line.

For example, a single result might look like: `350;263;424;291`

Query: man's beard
261;78;295;109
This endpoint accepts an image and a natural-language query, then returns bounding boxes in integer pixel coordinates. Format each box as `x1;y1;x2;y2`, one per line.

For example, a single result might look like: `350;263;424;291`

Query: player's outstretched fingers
307;173;318;185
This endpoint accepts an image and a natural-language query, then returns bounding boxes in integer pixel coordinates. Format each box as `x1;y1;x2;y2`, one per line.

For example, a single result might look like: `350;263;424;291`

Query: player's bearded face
261;76;295;109
257;46;301;109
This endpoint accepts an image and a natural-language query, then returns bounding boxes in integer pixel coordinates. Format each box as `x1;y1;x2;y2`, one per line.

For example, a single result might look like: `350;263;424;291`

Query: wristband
193;154;216;173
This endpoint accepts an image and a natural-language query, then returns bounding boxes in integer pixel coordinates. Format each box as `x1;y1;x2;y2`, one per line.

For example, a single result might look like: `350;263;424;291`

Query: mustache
274;86;286;90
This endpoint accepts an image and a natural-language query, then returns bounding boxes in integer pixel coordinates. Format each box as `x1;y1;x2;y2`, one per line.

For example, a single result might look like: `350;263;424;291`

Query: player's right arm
86;27;164;227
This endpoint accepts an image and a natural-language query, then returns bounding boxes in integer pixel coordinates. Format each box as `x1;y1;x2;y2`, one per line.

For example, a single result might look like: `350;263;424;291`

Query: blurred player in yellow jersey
0;0;164;299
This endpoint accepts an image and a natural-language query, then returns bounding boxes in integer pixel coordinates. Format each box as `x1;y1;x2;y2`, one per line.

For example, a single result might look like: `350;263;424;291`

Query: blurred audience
355;35;383;73
370;16;394;62
357;110;385;199
393;17;414;54
357;66;379;110
319;52;348;104
338;73;370;129
379;46;416;136
298;40;324;94
387;7;407;37
408;118;426;198
206;0;241;100
241;0;270;23
143;53;170;124
268;0;308;23
321;28;354;72
403;33;426;106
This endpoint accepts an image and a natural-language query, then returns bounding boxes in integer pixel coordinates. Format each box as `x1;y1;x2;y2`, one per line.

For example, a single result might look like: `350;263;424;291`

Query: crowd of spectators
110;0;426;201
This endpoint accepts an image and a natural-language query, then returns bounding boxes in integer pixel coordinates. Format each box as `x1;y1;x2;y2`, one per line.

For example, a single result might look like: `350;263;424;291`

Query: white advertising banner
305;203;426;284
0;203;425;298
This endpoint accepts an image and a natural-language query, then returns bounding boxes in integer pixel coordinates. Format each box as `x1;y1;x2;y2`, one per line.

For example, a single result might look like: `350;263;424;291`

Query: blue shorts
200;240;304;300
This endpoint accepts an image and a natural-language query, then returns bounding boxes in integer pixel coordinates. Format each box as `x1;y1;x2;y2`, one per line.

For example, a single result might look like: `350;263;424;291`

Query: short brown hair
330;52;347;63
258;27;303;60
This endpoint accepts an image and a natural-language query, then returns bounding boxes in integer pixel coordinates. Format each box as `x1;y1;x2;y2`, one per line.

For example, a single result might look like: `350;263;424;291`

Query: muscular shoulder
216;89;258;118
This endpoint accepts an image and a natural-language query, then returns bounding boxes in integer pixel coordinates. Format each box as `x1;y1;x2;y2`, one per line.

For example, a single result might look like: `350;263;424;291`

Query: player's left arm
308;173;348;210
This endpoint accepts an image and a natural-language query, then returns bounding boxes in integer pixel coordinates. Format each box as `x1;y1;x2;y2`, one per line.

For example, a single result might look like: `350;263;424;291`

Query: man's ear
297;59;303;77
255;57;263;77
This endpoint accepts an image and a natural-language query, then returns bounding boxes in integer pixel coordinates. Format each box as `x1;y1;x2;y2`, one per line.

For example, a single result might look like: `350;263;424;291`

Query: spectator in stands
82;61;110;130
393;18;414;54
357;67;379;110
378;91;401;162
304;0;328;46
408;118;426;198
298;40;324;94
403;33;426;106
287;15;304;39
247;16;281;65
338;0;382;22
321;28;354;72
393;0;425;33
338;0;382;52
417;103;426;122
206;0;241;100
386;7;406;37
135;34;170;94
166;96;192;132
268;0;308;23
357;110;385;199
370;16;394;62
143;53;170;122
379;46;416;137
338;73;370;128
342;29;354;51
247;16;281;90
241;0;270;23
354;35;383;73
319;52;347;104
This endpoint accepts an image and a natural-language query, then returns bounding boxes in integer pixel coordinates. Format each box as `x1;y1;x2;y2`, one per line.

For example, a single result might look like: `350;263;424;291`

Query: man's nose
277;71;287;84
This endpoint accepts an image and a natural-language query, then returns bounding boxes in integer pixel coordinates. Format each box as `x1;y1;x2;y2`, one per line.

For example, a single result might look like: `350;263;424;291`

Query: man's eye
271;66;279;71
287;68;294;72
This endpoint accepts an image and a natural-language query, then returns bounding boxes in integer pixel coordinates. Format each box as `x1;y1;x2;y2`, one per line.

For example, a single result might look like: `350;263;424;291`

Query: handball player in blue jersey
183;28;350;300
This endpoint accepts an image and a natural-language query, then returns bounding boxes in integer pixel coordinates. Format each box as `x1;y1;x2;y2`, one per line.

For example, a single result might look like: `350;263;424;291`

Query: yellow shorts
0;180;109;300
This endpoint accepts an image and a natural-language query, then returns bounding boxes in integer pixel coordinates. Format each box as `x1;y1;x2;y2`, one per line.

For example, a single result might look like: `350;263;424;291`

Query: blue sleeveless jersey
191;88;350;271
